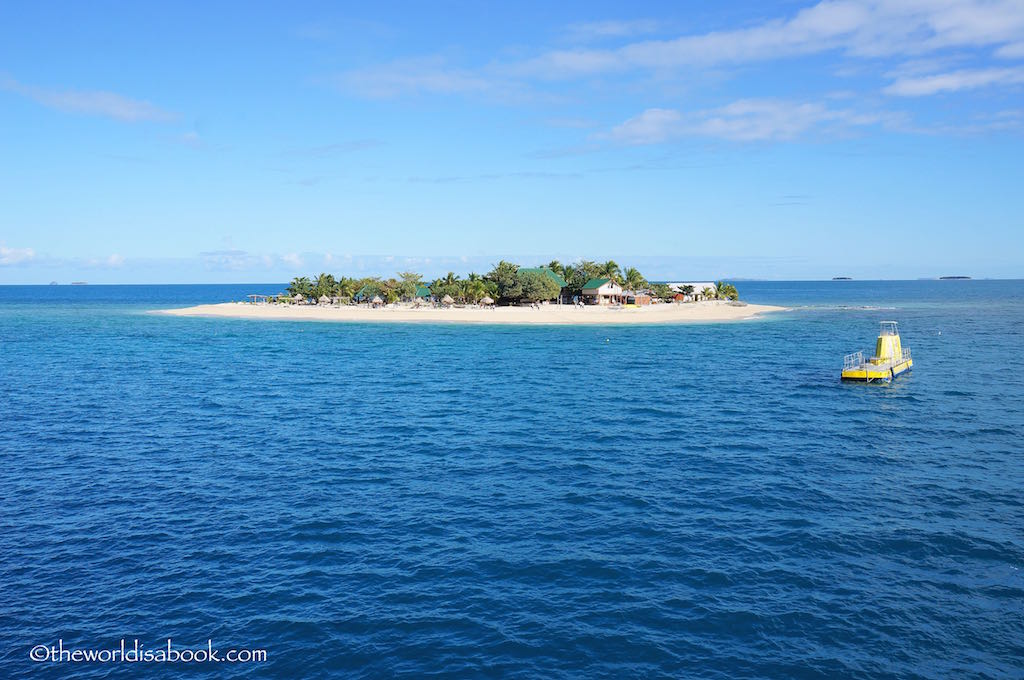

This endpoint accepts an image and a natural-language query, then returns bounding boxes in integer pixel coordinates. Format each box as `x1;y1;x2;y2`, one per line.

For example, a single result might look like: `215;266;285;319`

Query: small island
939;275;972;280
163;259;785;324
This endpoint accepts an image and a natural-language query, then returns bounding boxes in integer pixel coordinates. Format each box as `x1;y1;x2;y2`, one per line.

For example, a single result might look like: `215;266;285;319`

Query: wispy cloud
564;19;662;42
884;65;1024;96
1;75;175;122
605;99;901;144
281;252;304;268
333;57;495;98
0;244;35;265
517;0;1024;78
279;139;384;158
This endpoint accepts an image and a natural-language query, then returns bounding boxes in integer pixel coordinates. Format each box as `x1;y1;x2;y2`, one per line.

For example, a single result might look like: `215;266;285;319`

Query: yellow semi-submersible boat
841;321;913;383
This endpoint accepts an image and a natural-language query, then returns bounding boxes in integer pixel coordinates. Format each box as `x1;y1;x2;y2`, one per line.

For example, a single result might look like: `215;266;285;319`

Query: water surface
1;281;1022;678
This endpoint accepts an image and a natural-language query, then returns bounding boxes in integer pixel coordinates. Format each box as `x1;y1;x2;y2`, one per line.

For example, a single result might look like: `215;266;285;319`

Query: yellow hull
841;359;913;382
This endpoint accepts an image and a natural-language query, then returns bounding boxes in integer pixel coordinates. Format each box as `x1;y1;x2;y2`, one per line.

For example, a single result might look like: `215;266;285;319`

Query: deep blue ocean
1;281;1022;678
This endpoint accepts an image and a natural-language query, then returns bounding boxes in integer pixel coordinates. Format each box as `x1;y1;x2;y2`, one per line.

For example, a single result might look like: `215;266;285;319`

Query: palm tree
702;286;717;301
715;281;739;300
335;277;356;302
313;273;336;298
287;276;313;298
463;278;487;302
623;267;647;291
598;260;622;283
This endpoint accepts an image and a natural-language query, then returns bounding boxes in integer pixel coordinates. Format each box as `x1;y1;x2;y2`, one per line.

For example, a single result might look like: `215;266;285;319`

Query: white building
582;278;624;305
667;282;717;301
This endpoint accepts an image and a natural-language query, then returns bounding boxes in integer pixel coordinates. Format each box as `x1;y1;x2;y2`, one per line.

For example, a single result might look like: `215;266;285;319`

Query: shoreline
156;301;787;325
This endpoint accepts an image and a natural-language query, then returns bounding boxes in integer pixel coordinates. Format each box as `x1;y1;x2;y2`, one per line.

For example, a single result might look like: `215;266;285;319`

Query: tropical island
162;259;784;324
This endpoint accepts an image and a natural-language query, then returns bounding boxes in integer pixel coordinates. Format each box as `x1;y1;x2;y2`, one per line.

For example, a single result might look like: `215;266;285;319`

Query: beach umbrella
372;295;383;304
318;294;331;304
480;296;494;305
293;293;304;302
442;294;454;305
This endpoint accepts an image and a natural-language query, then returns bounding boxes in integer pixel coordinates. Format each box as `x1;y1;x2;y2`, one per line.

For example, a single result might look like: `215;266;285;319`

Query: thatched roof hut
292;293;304;303
441;294;454;305
371;295;383;304
318;294;331;304
480;296;494;305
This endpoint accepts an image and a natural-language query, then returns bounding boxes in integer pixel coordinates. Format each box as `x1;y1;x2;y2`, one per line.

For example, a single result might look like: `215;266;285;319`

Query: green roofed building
518;267;568;289
582;277;624;305
415;285;431;298
518;267;569;303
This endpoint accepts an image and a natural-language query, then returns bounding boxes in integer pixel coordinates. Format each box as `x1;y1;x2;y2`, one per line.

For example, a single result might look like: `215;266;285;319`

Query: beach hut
371;295;384;308
318;294;331;305
441;294;455;307
480;296;494;307
581;278;623;305
292;293;304;304
623;291;651;306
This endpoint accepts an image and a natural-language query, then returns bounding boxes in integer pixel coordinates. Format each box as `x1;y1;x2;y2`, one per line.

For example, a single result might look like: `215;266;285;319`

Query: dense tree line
284;261;739;304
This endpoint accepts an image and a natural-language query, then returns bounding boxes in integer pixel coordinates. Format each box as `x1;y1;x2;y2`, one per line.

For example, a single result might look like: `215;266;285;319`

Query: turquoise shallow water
1;281;1022;678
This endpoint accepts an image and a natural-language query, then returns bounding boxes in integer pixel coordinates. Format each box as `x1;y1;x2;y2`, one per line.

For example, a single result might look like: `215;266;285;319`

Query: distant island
832;276;853;280
939;276;972;280
162;259;785;325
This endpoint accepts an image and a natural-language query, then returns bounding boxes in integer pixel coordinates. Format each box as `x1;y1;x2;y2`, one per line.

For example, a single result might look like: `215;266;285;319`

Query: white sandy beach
158;300;786;325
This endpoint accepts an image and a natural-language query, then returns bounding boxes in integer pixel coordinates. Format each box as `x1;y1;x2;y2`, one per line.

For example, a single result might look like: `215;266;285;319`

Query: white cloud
606;99;899;143
334;57;494;98
884;65;1024;95
1;75;175;122
106;254;125;267
281;252;304;268
517;0;1024;77
0;245;35;265
997;41;1024;58
607;108;683;144
565;19;662;42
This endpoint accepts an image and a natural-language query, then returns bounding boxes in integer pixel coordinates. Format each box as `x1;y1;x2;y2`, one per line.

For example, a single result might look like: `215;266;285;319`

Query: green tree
313;273;336;299
623;267;647;291
429;271;462;301
334;277;357;302
486;261;522;304
396;271;423;301
651;283;675;302
462;277;488;303
517;270;561;302
715;281;739;300
287;276;313;298
702;286;717;300
598;260;622;283
564;260;602;297
353;277;383;302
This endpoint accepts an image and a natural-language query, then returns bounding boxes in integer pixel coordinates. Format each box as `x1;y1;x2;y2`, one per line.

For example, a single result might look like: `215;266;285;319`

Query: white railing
844;351;864;369
901;348;912;362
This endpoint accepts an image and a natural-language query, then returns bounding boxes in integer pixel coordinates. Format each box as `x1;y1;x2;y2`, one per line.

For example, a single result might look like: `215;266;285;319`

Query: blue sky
1;0;1023;283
